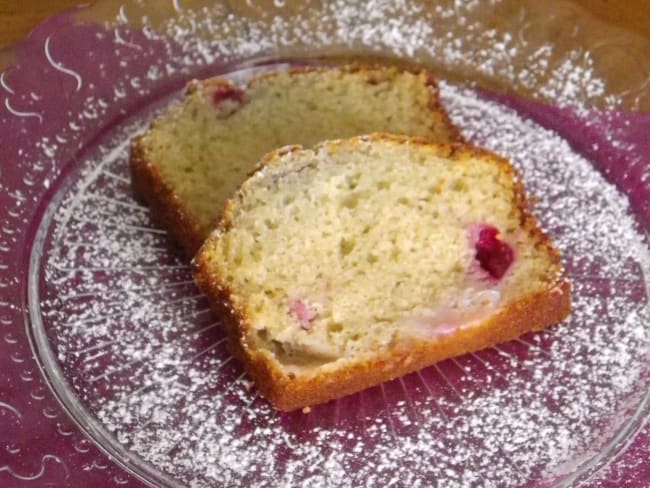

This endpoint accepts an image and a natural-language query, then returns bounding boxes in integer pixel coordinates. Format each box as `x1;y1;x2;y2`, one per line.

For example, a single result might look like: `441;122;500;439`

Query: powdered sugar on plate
32;68;650;487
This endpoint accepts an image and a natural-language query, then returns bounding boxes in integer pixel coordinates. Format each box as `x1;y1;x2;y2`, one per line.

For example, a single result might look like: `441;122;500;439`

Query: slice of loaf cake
192;134;571;412
130;65;461;256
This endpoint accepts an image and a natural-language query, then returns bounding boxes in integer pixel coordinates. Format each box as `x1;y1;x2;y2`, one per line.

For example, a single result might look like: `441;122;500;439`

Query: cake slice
130;65;461;257
192;134;571;411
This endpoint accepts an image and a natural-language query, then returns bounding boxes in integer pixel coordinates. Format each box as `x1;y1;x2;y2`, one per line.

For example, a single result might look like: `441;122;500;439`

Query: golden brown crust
130;66;463;258
420;71;464;144
192;134;572;412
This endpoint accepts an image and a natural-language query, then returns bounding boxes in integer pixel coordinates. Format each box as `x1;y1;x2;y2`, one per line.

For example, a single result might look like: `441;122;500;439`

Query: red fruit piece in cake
289;298;317;330
212;85;245;106
474;225;514;280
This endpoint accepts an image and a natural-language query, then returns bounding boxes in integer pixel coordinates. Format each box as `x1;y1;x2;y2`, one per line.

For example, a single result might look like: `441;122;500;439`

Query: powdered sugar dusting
132;0;631;110
33;69;650;487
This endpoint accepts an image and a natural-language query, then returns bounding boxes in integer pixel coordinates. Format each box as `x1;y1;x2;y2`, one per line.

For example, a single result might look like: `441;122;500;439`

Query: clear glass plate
1;1;650;487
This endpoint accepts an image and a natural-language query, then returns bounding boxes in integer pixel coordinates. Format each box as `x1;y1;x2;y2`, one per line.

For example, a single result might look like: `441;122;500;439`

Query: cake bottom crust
193;252;571;412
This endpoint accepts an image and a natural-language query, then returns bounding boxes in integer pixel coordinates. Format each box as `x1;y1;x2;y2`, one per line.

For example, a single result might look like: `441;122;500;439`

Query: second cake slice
131;65;461;256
